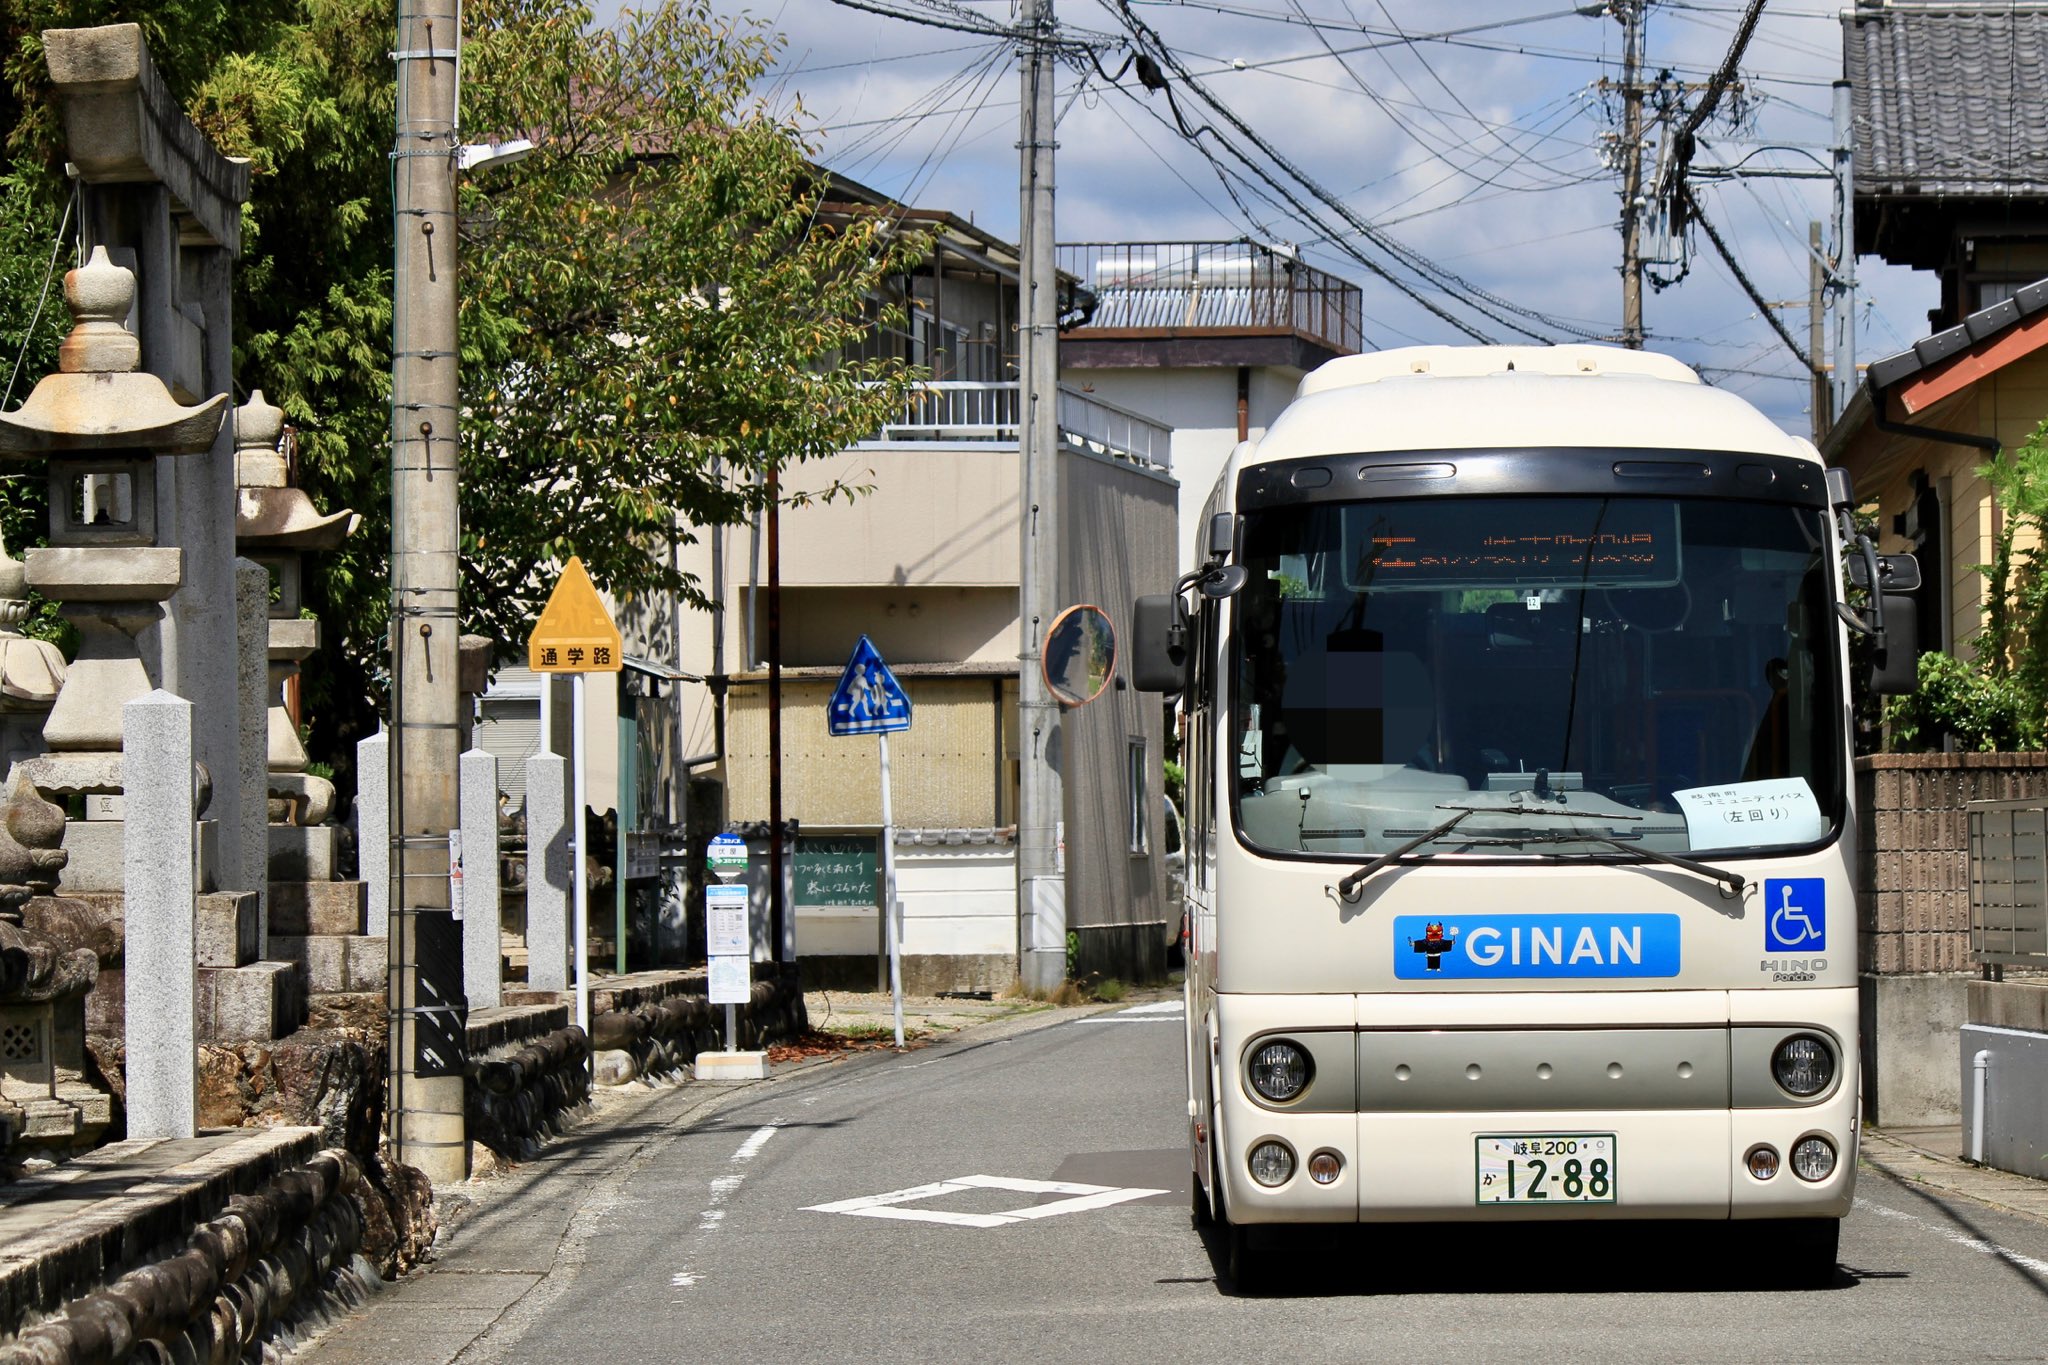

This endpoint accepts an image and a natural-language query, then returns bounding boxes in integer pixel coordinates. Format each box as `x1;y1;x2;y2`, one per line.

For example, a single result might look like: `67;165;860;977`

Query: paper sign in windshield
1672;777;1824;851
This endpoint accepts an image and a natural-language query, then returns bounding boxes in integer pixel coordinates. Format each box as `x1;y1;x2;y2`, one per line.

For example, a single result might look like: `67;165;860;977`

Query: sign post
705;831;750;1054
827;636;913;1049
525;556;623;1040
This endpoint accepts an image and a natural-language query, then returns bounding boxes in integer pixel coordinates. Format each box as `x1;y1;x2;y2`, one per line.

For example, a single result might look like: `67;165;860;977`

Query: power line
1684;184;1812;371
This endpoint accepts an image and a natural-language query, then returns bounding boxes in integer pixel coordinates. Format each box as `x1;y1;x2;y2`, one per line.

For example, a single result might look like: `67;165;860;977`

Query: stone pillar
461;749;501;1009
234;558;269;943
122;690;195;1140
525;748;570;992
359;730;388;937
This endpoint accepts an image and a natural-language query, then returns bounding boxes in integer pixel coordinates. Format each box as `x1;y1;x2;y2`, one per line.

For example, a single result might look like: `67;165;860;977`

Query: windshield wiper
1457;830;1747;899
1334;808;1475;900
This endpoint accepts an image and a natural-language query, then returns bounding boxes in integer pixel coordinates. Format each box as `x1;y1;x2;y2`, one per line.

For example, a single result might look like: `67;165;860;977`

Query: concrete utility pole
1809;221;1830;442
1016;0;1066;994
1831;79;1858;418
1617;0;1647;349
388;0;467;1184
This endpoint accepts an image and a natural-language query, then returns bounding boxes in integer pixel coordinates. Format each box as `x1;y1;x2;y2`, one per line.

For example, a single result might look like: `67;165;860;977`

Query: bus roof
1251;344;1815;467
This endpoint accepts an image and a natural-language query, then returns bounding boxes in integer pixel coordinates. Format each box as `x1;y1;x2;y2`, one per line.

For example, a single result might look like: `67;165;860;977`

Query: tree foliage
2;0;924;768
1883;417;2048;752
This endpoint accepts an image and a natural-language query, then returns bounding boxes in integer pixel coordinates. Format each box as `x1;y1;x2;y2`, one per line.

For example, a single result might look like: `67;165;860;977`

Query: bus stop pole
881;732;903;1050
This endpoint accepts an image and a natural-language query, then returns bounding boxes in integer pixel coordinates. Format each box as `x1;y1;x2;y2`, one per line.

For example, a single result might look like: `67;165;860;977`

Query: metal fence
1969;798;2048;966
863;380;1171;473
1057;240;1364;355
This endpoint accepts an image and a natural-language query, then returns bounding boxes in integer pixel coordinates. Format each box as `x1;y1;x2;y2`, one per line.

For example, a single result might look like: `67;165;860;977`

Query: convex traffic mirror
1043;604;1117;707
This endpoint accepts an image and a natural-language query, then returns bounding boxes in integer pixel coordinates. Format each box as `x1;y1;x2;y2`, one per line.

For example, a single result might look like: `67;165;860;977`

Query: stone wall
1854;751;2048;1125
1855;752;2048;971
582;966;807;1084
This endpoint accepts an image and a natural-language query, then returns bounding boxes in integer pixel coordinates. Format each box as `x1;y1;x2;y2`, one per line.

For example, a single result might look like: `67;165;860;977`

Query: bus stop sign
828;636;911;737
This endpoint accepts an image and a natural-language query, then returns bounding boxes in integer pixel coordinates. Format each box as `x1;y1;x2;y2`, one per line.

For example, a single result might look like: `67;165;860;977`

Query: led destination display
1341;501;1681;588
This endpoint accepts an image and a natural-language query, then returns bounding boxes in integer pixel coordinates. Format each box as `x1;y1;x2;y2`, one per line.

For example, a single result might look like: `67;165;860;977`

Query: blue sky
608;1;1943;435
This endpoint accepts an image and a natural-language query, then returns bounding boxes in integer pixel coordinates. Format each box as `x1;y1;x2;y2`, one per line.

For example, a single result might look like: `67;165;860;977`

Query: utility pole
388;0;467;1185
1809;221;1830;442
1017;0;1065;994
1617;0;1647;349
1831;79;1858;418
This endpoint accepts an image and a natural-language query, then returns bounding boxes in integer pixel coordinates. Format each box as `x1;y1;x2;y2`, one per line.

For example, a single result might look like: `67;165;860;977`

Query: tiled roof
1845;2;2048;197
1865;274;2048;390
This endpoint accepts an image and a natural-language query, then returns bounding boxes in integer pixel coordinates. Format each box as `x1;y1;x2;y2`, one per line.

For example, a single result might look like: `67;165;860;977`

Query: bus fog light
1249;1140;1295;1187
1307;1150;1342;1184
1791;1137;1836;1182
1746;1145;1780;1180
1249;1041;1312;1103
1771;1035;1835;1097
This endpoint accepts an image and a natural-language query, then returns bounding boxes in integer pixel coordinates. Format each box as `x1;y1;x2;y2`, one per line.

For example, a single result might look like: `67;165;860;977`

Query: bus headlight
1249;1140;1296;1187
1248;1040;1312;1103
1771;1035;1835;1098
1791;1136;1837;1182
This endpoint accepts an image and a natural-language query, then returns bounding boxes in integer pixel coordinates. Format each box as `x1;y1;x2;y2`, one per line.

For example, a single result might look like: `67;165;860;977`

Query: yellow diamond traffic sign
527;556;622;673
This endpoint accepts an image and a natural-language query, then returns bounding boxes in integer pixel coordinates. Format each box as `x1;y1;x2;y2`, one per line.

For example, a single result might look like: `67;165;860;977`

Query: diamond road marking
804;1174;1168;1229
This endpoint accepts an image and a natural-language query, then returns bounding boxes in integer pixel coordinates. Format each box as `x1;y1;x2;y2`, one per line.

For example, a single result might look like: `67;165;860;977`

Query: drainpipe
1969;1048;1992;1164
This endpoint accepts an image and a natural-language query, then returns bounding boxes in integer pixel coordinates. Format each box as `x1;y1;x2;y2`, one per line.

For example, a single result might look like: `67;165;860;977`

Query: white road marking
1080;1001;1185;1023
805;1173;1168;1229
1855;1196;2048;1276
673;1122;784;1290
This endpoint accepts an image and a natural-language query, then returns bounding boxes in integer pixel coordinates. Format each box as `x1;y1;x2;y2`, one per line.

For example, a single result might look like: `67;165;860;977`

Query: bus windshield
1231;494;1845;861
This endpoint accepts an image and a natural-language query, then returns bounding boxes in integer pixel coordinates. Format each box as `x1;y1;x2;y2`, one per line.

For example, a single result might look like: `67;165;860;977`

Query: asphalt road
298;1001;2048;1364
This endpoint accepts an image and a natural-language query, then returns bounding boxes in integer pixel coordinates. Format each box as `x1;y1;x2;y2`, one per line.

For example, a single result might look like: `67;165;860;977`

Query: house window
1127;738;1149;855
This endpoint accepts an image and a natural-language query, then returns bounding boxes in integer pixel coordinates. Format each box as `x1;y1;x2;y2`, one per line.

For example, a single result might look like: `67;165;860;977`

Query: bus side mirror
1847;553;1922;593
1131;594;1188;694
1870;595;1919;695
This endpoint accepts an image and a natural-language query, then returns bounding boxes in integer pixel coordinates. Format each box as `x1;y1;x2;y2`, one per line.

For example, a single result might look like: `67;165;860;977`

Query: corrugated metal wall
1059;449;1179;945
726;676;1011;829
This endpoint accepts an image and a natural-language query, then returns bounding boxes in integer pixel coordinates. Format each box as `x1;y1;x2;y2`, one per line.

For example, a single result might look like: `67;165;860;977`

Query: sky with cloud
605;0;1944;435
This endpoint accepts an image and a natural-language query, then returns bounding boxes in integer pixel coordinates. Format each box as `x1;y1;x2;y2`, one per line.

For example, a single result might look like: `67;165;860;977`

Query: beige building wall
725;675;1012;829
1859;358;2048;663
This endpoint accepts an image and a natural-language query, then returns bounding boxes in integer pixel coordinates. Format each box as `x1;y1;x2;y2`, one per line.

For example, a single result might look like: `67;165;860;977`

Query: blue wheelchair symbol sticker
1764;878;1826;953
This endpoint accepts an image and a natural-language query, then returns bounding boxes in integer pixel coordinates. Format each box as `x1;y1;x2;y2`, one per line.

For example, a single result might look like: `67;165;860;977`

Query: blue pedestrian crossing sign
828;636;912;737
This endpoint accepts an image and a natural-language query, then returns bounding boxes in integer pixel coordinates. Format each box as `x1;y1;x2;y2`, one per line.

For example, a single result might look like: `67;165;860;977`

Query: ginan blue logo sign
1392;914;1681;980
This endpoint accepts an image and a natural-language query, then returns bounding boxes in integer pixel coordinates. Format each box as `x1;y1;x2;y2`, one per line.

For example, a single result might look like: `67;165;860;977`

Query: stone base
270;934;385;993
269;880;367;935
195;891;259;968
1860;972;1970;1127
196;961;305;1043
693;1049;769;1081
267;825;336;882
58;818;217;893
10;1088;114;1145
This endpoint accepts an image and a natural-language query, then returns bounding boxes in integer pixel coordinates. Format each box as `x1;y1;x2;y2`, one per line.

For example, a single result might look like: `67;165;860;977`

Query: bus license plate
1475;1134;1618;1205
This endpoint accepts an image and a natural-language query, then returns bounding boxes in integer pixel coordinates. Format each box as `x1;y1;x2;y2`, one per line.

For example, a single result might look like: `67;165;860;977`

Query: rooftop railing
1058;240;1364;355
860;380;1171;473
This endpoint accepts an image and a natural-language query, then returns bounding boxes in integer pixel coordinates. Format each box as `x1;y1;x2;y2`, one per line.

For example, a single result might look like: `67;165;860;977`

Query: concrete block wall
1855;752;2048;973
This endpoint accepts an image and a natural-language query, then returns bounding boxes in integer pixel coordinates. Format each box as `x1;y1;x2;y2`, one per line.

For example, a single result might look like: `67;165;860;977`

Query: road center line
1854;1196;2048;1276
674;1122;784;1290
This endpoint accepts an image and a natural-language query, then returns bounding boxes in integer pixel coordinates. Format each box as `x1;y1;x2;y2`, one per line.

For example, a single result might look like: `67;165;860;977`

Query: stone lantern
0;244;226;891
0;536;65;776
231;389;356;835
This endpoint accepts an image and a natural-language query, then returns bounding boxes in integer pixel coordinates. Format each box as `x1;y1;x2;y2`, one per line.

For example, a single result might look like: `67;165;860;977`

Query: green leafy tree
3;0;924;771
453;0;926;645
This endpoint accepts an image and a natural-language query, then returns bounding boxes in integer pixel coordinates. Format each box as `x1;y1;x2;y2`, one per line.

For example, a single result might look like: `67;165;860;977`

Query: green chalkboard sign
794;836;878;907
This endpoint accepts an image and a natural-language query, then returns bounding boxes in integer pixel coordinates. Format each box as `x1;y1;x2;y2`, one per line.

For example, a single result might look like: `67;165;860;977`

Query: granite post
234;557;269;944
122;690;196;1139
525;748;570;992
461;749;501;1009
358;730;388;937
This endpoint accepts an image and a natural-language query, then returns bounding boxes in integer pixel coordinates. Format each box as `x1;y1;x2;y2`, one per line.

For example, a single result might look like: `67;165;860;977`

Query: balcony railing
1058;240;1363;356
862;380;1171;473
